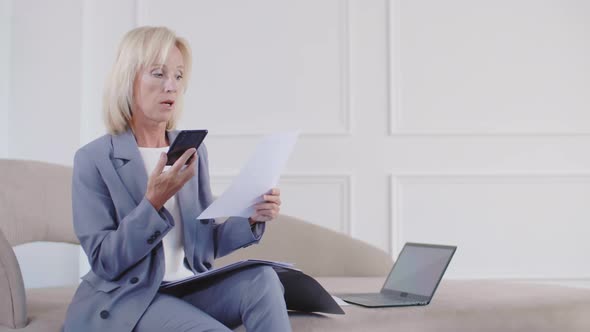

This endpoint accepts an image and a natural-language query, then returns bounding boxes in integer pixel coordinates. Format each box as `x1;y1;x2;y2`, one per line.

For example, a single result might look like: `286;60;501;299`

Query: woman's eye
152;71;164;78
176;75;183;80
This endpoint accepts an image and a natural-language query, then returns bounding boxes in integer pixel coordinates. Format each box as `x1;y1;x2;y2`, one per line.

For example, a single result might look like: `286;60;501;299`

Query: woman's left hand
249;188;281;224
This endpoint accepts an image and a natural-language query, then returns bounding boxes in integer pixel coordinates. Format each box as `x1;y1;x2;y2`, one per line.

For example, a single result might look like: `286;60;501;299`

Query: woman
63;26;291;332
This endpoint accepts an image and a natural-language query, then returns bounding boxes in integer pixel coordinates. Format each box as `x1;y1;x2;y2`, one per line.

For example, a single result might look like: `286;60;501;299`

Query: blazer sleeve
197;144;265;259
72;148;174;281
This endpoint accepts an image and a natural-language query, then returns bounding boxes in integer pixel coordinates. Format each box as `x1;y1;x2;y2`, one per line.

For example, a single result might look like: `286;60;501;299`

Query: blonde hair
103;26;192;135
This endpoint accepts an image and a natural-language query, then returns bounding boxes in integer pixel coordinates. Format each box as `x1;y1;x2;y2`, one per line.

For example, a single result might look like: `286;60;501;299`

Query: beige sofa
1;159;590;332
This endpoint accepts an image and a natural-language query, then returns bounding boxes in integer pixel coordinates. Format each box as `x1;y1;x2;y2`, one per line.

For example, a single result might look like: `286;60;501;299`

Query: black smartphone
166;130;208;166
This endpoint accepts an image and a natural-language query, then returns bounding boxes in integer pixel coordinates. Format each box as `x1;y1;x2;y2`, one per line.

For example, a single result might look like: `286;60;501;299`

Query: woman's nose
163;76;177;93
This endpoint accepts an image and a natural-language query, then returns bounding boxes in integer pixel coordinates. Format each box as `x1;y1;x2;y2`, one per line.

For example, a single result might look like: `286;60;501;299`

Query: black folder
159;259;344;315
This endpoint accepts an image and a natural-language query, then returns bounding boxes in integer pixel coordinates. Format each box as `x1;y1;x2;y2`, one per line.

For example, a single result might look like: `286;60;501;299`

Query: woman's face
132;45;185;126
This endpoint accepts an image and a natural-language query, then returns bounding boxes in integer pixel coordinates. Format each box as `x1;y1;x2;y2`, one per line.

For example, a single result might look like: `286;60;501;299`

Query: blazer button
154;230;161;237
100;310;109;319
130;277;139;284
147;238;154;244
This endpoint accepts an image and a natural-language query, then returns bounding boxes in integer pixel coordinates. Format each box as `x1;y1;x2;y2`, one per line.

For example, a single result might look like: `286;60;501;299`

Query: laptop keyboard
344;293;423;305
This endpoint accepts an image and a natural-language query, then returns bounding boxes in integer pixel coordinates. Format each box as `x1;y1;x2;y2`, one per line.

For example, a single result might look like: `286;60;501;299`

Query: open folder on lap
159;260;344;315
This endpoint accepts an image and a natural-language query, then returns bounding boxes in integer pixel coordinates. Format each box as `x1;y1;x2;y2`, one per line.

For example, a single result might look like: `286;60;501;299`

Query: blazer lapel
112;129;148;206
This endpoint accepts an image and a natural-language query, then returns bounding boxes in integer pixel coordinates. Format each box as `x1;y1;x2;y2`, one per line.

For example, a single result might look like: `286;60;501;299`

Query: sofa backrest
216;216;393;277
0;159;78;247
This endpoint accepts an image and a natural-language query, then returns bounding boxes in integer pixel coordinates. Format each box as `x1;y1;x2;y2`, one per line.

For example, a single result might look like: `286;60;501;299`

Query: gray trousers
133;266;292;332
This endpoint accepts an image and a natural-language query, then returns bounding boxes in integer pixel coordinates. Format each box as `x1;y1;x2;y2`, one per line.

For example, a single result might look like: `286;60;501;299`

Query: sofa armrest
0;228;27;328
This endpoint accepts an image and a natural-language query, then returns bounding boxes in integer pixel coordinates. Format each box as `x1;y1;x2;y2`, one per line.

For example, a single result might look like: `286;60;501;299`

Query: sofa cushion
282;277;590;332
9;278;590;332
9;286;75;332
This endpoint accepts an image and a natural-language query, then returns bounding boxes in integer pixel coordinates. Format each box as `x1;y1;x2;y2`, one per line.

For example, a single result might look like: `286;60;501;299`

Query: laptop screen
383;243;456;297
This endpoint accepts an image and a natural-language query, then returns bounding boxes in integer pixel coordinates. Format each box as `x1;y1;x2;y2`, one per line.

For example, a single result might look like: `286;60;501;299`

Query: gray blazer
63;129;265;332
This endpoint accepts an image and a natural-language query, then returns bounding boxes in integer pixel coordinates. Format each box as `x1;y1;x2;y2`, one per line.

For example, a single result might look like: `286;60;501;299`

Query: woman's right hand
145;148;197;210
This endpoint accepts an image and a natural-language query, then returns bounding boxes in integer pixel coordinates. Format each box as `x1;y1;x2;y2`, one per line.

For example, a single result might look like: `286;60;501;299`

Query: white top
138;146;195;281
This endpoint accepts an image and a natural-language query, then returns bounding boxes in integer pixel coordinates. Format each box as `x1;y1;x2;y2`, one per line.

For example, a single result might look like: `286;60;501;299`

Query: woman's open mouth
160;100;175;109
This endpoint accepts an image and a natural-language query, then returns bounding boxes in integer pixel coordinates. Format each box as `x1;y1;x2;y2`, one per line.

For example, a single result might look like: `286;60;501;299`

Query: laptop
338;242;457;307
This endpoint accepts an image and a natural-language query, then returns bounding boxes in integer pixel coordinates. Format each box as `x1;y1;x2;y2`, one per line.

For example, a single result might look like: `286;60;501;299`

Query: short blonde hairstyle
103;26;192;135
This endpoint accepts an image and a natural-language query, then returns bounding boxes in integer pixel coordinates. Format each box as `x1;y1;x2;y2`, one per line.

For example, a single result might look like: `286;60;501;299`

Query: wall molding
211;172;353;235
389;174;401;257
136;0;351;137
389;170;590;261
387;0;590;137
211;0;351;137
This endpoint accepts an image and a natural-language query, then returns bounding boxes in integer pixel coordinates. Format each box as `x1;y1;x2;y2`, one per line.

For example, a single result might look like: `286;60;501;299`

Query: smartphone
166;130;208;165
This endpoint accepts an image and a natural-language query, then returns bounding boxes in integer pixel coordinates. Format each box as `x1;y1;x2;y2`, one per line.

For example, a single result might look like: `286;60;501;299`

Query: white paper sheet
197;131;299;219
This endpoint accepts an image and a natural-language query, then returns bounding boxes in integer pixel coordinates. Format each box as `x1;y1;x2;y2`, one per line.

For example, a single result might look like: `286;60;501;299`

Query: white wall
0;0;11;158
1;0;590;289
387;0;590;287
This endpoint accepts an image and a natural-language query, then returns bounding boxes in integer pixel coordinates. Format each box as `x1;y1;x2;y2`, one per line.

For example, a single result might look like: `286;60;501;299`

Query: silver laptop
338;242;456;307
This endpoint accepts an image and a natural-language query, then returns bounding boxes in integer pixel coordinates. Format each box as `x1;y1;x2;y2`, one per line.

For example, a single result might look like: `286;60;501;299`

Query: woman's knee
238;266;285;305
252;266;283;292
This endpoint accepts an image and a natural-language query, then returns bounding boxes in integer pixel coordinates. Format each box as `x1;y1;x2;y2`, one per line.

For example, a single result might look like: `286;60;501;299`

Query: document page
198;131;299;219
